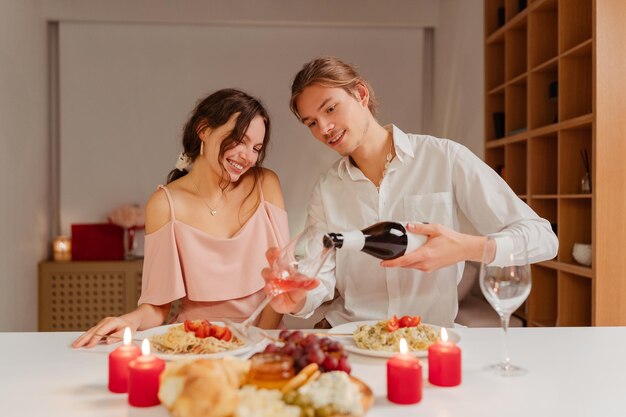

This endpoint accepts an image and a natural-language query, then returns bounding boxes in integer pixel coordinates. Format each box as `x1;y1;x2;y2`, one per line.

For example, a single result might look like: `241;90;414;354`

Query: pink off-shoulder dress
137;185;289;325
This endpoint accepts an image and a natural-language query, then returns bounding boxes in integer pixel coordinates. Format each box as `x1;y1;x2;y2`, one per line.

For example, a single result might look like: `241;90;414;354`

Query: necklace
193;179;223;216
377;138;394;189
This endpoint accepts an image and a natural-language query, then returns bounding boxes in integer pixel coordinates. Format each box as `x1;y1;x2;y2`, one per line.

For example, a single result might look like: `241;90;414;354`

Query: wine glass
224;225;334;342
479;235;532;376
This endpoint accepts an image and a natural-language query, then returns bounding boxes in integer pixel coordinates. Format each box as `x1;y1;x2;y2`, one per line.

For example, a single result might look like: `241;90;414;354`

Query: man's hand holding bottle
380;223;494;271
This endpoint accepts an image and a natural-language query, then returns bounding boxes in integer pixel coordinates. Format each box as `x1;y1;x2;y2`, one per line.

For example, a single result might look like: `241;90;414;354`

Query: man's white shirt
292;125;558;327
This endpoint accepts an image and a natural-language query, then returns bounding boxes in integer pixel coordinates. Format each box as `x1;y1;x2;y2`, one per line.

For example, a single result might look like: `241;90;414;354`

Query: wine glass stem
241;295;273;328
500;313;511;367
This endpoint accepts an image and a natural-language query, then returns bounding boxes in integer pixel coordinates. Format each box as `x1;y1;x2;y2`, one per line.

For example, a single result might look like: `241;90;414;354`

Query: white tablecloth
1;327;625;417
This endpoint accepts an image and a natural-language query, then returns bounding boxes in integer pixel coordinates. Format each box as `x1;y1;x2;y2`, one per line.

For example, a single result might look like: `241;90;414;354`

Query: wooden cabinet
38;260;181;331
38;260;143;331
484;0;626;326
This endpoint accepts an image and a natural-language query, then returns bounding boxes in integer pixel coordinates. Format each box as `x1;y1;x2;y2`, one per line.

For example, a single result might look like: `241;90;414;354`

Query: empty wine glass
479;235;532;376
224;225;334;342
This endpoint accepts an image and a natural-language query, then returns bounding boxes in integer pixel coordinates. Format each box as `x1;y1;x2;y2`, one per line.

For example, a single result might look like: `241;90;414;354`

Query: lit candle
53;236;72;261
387;338;422;404
128;339;165;407
428;328;462;387
108;327;141;393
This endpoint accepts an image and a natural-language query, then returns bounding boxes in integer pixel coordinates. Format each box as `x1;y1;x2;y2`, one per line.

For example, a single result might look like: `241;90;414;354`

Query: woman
73;89;288;348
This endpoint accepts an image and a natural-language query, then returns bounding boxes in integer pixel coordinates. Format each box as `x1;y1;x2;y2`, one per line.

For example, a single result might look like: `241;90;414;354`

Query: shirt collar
337;124;415;179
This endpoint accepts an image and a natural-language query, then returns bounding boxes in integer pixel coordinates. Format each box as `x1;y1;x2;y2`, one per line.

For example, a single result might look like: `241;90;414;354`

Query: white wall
428;0;485;157
58;23;425;237
0;0;49;331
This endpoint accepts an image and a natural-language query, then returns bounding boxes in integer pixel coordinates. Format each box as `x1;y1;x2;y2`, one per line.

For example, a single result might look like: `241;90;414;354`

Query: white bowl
572;243;592;266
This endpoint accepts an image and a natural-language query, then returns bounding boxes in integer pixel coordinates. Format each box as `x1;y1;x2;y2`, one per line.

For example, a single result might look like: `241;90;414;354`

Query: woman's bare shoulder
145;187;172;233
259;168;285;210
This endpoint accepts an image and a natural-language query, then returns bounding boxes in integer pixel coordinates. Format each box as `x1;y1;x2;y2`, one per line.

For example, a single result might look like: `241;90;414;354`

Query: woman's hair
167;88;271;189
289;56;378;120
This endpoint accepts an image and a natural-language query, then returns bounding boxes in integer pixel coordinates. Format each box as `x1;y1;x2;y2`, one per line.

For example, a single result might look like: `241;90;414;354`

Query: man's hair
289;56;378;121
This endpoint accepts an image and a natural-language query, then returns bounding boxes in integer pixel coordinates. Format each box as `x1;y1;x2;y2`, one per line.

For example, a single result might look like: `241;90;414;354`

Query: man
268;56;558;328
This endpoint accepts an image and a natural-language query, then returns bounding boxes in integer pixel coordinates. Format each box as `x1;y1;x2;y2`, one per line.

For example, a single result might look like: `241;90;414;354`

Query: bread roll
159;357;250;417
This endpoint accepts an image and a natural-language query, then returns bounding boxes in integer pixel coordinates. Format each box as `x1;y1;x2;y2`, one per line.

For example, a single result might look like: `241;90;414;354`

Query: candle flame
123;327;131;346
440;327;449;342
399;337;408;354
141;339;151;356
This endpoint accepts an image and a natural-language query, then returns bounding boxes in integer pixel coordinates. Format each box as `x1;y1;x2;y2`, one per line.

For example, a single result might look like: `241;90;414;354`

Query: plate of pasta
328;318;460;358
136;320;264;361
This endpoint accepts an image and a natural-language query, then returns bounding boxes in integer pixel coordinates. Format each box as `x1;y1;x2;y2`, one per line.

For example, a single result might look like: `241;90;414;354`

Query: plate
327;321;461;358
136;322;265;361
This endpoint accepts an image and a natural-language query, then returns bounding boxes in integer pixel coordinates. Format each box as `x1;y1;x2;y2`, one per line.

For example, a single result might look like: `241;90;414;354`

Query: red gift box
71;223;125;261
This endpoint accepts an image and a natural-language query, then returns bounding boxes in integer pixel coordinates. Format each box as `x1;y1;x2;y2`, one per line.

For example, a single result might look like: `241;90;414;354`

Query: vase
124;228;138;260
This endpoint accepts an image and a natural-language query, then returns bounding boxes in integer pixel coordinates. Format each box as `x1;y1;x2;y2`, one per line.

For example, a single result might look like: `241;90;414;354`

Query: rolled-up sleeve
451;143;559;265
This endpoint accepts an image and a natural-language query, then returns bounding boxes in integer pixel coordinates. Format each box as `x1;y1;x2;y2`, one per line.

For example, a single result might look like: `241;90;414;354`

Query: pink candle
127;339;166;407
108;327;141;393
428;328;462;387
387;338;422;404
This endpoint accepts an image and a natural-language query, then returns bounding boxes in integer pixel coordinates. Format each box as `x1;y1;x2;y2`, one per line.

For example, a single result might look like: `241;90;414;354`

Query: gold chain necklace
193;179;223;216
377;138;394;189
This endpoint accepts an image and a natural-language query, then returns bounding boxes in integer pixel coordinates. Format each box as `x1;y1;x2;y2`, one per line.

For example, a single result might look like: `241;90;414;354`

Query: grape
295;355;308;371
303;342;320;353
292;346;304;360
287;330;304;343
275;331;351;374
319;337;331;349
306;347;325;365
302;334;319;346
326;341;342;352
322;355;338;371
281;342;296;355
337;357;351;374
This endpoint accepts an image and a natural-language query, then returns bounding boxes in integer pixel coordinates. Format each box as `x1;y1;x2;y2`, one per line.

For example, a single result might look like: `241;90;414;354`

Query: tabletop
1;326;625;417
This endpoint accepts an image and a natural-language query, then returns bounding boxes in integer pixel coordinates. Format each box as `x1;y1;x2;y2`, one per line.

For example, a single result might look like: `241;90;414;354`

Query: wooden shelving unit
484;0;626;326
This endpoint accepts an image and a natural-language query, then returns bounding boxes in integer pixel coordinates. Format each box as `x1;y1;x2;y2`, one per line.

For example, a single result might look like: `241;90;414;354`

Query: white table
1;327;625;417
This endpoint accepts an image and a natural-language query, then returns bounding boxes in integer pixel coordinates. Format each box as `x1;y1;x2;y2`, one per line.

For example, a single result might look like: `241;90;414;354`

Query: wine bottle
324;221;427;260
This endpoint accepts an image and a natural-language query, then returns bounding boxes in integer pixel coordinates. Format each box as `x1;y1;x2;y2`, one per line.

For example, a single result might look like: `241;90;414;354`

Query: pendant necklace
193;179;223;216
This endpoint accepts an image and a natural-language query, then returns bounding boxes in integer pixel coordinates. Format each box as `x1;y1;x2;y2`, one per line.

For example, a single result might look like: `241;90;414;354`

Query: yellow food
150;324;244;355
353;319;438;352
281;363;319;393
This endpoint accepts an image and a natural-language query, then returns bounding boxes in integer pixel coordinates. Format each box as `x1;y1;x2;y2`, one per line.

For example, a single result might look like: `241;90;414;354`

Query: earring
200;140;204;156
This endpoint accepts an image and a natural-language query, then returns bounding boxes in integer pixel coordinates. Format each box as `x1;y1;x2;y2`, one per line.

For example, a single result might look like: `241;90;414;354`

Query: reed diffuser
580;149;591;193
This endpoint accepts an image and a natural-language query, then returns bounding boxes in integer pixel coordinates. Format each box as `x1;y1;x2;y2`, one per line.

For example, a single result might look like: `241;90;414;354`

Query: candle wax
128;354;166;407
387;352;422;404
108;344;141;393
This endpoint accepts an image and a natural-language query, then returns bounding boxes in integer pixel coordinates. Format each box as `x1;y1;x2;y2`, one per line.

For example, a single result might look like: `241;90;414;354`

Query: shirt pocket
403;192;454;228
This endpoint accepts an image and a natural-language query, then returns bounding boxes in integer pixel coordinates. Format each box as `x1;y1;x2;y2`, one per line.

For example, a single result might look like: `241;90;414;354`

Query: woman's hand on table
72;316;136;349
262;247;319;314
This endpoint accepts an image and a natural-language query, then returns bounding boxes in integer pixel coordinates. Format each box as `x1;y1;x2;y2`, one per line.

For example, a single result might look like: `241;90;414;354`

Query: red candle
387;338;422;404
128;339;166;407
108;327;141;393
428;328;462;387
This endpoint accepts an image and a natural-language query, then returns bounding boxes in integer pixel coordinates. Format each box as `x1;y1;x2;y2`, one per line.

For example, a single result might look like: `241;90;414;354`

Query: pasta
150;323;244;354
353;319;438;352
